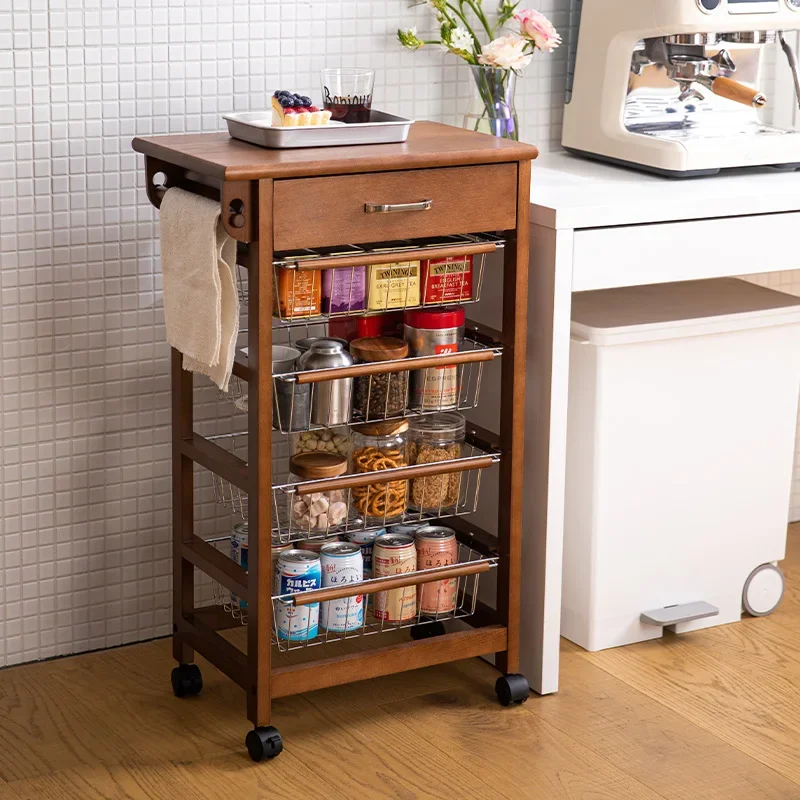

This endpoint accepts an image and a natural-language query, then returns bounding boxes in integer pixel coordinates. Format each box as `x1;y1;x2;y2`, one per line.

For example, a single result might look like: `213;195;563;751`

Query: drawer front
272;164;518;251
571;211;800;292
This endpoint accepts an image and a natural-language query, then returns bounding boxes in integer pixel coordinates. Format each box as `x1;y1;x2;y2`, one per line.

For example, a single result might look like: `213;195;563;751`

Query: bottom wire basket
212;541;496;646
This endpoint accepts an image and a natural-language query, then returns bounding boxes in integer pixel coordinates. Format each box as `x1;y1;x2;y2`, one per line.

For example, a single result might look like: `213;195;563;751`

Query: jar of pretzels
351;420;409;524
407;412;465;513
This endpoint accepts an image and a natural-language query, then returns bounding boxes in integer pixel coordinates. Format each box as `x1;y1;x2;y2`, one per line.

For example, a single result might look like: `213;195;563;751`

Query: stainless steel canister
295;336;349;354
298;340;354;425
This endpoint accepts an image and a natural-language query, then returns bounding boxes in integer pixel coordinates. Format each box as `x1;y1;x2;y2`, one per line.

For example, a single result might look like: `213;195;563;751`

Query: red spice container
420;254;473;305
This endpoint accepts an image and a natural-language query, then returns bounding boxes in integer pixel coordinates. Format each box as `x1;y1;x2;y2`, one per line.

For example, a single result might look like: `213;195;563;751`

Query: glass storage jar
350;336;409;421
407;412;466;513
351;420;409;524
290;426;352;465
288;452;349;535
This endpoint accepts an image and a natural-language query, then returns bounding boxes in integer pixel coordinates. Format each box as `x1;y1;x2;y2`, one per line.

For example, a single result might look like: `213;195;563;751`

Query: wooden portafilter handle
711;76;767;108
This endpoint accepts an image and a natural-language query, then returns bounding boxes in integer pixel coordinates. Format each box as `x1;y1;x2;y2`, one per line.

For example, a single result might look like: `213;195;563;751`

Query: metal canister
387;522;427;537
404;306;465;411
298;534;340;554
345;528;384;578
320;542;364;632
295;336;349;355
230;522;249;610
274;549;322;641
298;340;354;425
373;533;417;623
415;525;458;615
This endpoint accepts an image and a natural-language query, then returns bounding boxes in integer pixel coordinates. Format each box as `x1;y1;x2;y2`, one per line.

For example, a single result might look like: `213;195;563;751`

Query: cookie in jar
351;420;409;524
407;412;465;513
288;452;349;535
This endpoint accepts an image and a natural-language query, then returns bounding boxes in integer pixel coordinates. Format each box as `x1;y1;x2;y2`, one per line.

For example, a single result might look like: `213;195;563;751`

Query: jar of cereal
288;452;349;535
351;420;409;524
407;412;465;513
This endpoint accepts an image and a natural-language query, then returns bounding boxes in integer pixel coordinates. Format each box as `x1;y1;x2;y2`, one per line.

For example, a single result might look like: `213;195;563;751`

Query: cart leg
172;347;195;665
496;160;530;682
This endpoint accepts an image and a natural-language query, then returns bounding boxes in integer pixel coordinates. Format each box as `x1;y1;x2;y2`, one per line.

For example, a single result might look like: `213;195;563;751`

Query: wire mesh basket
206;430;499;541
211;540;496;643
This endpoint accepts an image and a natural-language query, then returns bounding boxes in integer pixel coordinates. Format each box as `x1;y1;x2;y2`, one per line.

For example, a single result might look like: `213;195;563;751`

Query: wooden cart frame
133;123;537;760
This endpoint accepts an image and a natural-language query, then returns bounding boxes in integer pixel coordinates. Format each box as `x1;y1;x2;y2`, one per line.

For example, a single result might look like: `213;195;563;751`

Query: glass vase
463;65;519;141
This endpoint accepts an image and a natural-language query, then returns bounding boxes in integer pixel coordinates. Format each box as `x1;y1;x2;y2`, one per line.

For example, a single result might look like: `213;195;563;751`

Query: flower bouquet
398;1;560;140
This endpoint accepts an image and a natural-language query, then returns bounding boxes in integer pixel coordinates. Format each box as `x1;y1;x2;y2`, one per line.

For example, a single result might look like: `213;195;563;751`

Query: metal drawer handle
364;199;433;214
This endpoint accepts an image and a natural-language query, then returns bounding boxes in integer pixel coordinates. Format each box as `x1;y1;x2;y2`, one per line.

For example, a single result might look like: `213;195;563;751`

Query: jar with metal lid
351;420;409;524
288;452;349;535
298;340;354;426
350;336;409;421
407;412;466;513
404;306;466;411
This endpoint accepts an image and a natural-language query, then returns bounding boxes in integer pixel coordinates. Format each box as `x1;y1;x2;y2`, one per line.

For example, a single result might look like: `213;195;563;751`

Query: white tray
222;110;414;149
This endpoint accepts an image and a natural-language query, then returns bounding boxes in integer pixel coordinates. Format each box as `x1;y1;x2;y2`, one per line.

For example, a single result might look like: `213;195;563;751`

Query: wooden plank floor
2;528;800;799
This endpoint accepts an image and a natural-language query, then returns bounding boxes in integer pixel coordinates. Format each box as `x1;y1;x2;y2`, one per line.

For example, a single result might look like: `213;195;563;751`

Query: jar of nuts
351;420;409;524
291;427;352;465
350;336;409;421
407;412;466;513
288;452;349;535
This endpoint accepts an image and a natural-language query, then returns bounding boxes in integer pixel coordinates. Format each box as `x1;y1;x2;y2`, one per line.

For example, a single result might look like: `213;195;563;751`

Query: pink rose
514;9;561;53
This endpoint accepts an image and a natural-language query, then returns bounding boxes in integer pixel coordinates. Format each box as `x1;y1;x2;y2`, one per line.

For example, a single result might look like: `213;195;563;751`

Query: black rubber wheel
171;663;203;698
410;620;447;640
246;726;283;762
495;673;529;706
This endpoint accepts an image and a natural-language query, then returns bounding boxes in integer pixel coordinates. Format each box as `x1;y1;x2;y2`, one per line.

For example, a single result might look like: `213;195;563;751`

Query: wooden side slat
181;536;248;600
179;433;248;493
270;625;508;698
192;603;244;632
176;616;248;690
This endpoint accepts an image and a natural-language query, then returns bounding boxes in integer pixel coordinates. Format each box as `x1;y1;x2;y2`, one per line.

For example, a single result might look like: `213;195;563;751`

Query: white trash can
563;278;800;651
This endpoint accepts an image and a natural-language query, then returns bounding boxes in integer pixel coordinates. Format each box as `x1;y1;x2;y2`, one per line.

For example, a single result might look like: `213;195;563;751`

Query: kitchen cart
132;123;537;761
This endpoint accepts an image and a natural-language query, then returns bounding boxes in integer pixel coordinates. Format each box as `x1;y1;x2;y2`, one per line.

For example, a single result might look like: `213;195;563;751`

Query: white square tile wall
1;0;798;667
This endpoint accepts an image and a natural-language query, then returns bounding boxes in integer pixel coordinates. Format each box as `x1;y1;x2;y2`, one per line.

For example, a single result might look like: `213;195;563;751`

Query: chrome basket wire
211;540;497;644
205;430;499;539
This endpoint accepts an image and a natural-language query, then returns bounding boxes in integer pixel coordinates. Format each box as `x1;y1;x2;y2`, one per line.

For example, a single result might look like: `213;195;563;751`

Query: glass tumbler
321;68;375;123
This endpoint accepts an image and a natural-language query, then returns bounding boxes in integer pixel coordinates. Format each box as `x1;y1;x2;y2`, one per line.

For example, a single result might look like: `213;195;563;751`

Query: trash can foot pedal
640;601;719;627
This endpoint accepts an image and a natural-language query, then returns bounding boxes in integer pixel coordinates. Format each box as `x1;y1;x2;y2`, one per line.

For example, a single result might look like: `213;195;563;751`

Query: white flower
448;26;474;53
398;26;423;51
478;34;532;71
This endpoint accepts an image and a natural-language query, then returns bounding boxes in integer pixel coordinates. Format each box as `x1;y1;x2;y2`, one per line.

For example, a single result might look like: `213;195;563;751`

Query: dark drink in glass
321;68;375;124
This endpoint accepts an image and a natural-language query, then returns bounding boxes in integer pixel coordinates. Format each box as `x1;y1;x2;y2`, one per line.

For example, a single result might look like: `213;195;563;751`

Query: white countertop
530;152;800;230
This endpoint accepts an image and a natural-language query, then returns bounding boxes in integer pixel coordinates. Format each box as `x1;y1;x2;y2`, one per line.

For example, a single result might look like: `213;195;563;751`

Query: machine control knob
787;0;800;10
697;0;721;11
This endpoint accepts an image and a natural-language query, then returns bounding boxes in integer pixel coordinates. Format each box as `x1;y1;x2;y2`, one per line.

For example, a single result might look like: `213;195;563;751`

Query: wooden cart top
131;121;538;182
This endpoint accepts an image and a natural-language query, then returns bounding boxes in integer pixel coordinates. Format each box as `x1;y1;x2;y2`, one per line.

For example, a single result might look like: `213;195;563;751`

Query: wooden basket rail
279;559;494;607
283;451;499;497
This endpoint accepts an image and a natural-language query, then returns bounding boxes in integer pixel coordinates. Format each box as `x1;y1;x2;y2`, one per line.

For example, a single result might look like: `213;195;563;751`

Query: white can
345;528;383;578
320;542;364;632
230;522;249;610
274;549;321;641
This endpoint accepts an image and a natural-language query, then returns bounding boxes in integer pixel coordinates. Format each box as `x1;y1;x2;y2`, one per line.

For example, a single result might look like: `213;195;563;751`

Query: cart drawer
272;164;518;250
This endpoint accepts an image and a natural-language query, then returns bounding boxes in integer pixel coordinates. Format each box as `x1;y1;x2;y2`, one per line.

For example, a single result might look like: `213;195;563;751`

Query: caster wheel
495;673;529;706
743;563;785;617
246;726;283;762
171;664;203;698
410;621;446;640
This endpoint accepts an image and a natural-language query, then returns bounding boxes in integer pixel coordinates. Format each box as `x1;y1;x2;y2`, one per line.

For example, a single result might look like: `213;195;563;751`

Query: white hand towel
159;187;240;392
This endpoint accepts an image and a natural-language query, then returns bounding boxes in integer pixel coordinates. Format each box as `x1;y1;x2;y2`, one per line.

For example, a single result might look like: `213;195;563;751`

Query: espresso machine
562;0;800;176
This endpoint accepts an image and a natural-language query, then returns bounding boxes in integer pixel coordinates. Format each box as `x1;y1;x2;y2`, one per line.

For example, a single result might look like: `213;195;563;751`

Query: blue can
275;549;321;640
230;523;249;610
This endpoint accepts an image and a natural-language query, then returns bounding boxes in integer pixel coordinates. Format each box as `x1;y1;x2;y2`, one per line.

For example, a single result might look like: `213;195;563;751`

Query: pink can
416;525;458;615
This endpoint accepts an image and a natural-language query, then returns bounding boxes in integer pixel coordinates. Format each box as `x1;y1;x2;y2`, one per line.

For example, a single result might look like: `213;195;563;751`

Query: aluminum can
345;528;383;578
297;341;353;425
387;522;427;537
320;542;364;632
230;522;249;610
415;525;458;615
275;549;322;641
298;534;340;554
373;533;417;622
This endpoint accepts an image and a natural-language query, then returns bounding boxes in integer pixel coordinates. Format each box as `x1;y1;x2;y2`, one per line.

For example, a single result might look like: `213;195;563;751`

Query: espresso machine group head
563;0;800;176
